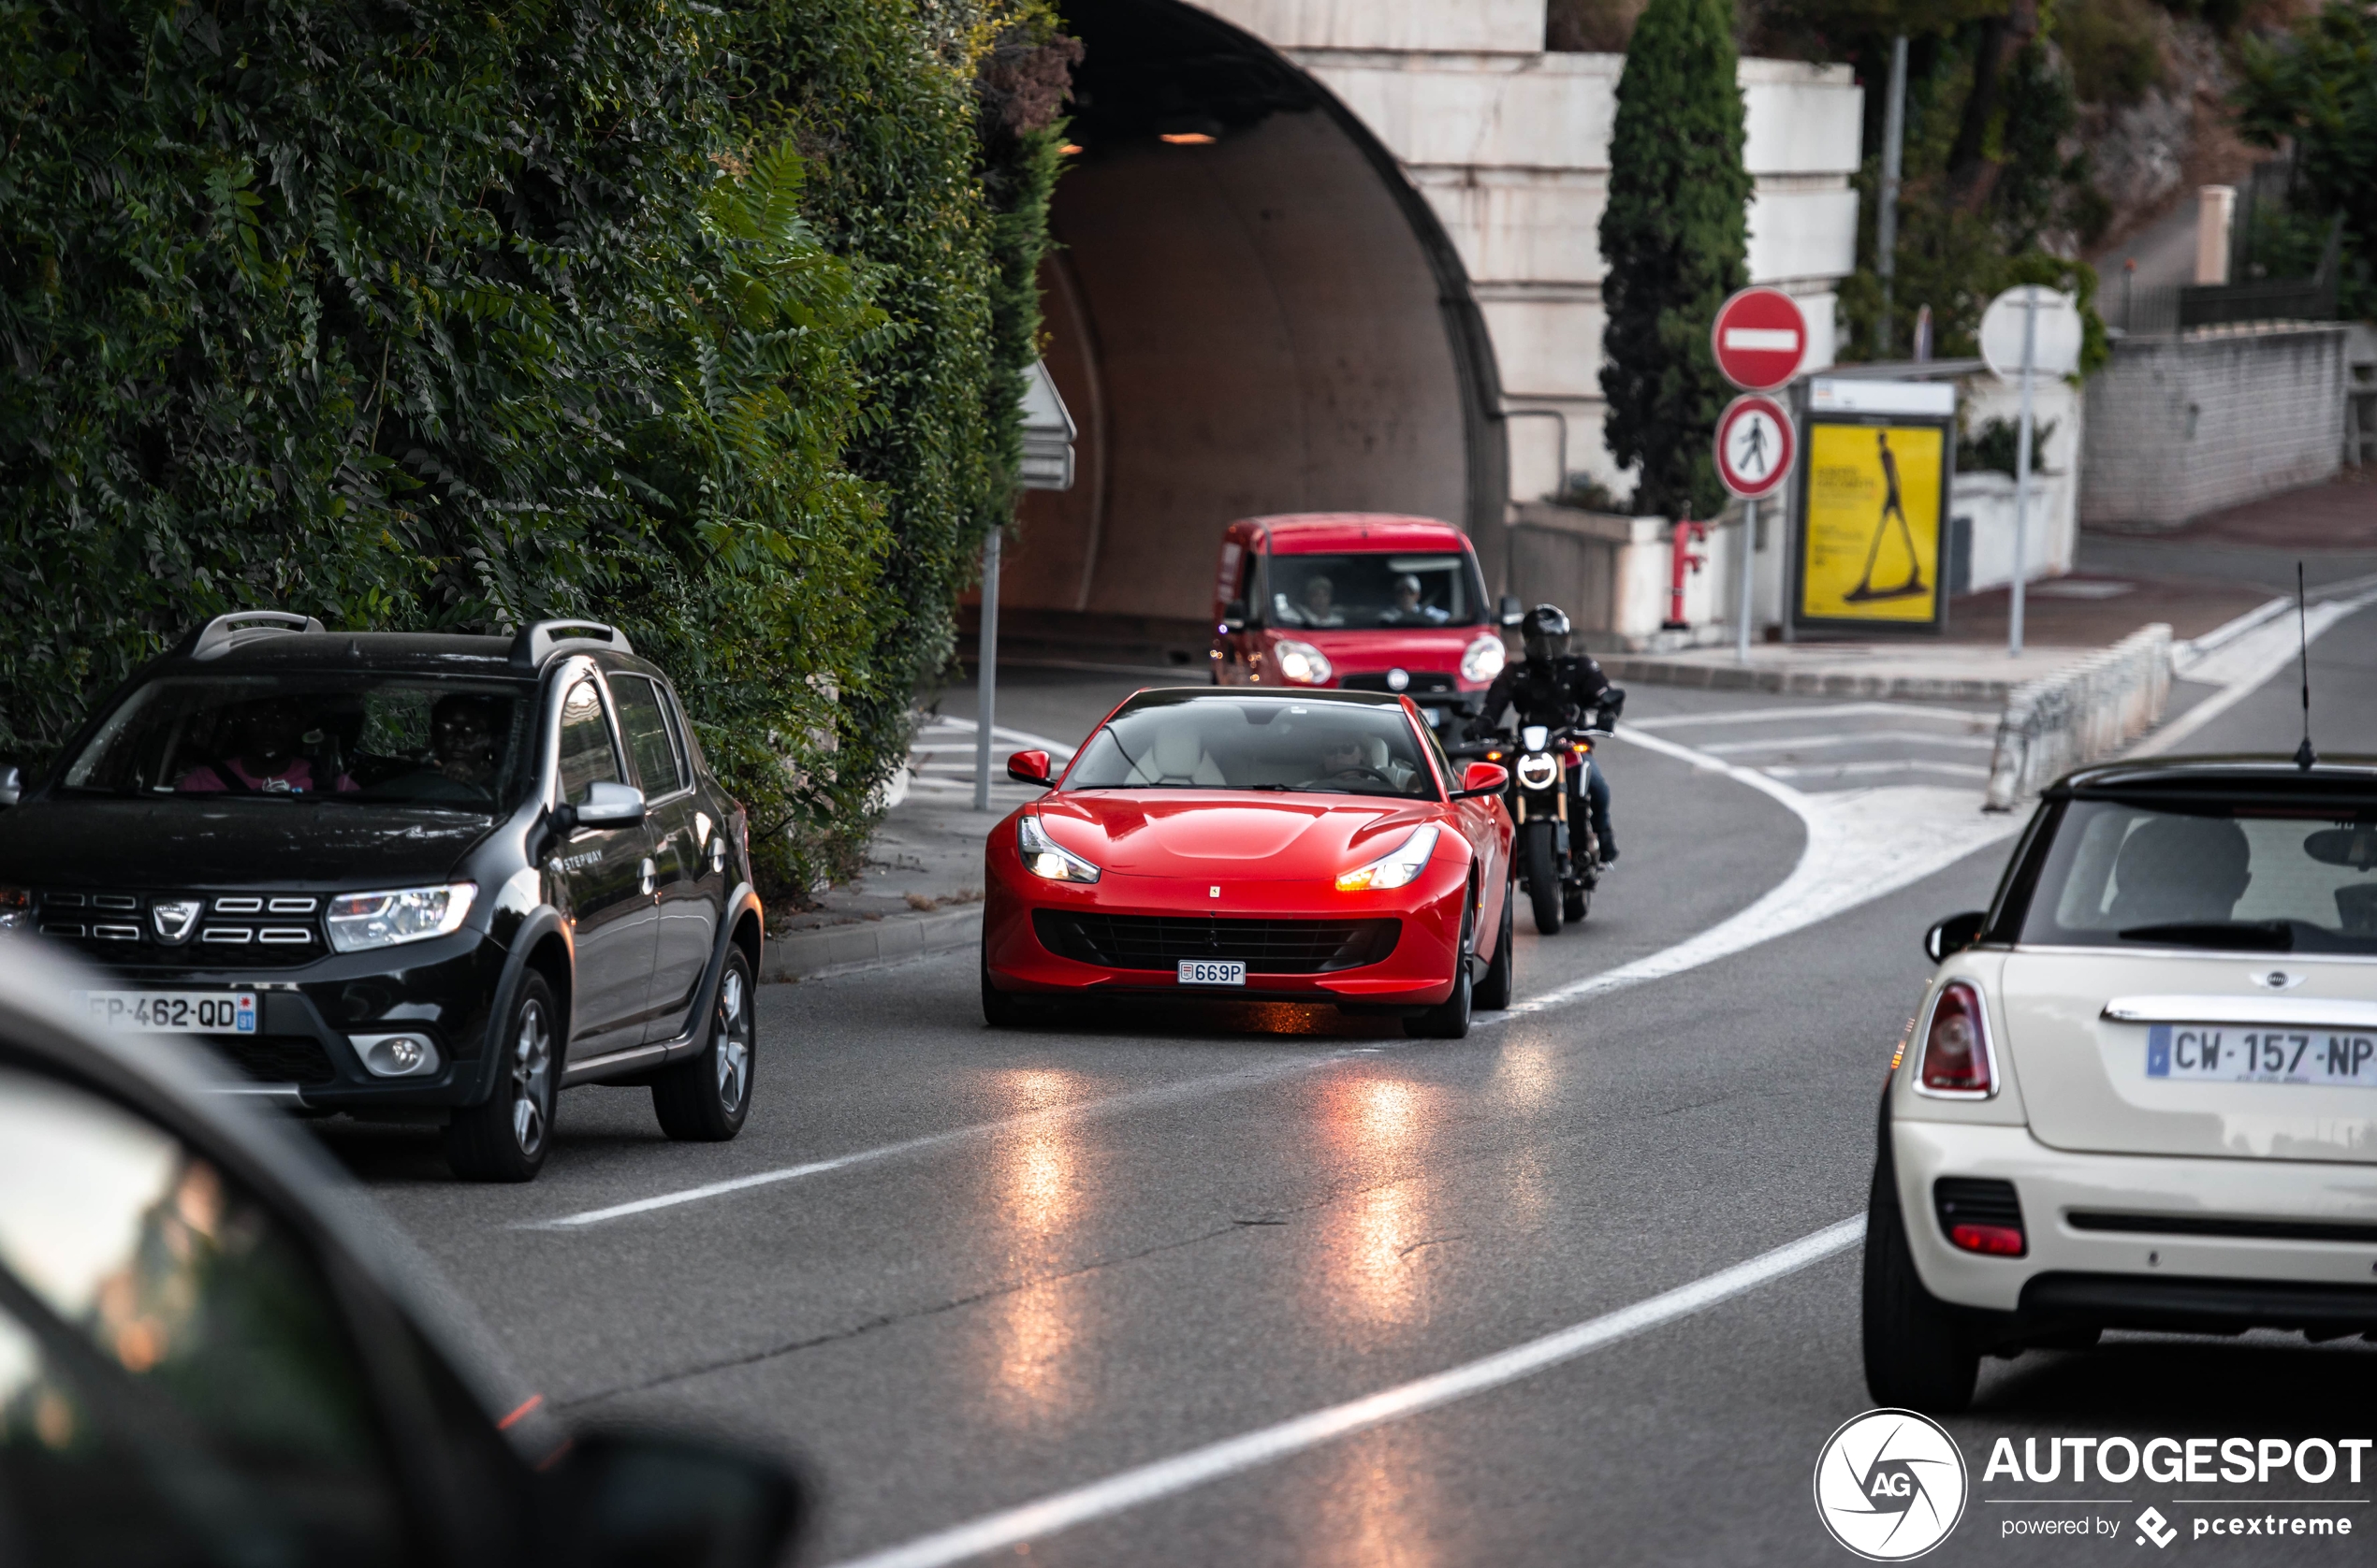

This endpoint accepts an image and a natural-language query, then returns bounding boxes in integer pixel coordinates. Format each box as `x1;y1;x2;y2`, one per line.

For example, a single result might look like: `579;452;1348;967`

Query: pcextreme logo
1815;1409;1971;1561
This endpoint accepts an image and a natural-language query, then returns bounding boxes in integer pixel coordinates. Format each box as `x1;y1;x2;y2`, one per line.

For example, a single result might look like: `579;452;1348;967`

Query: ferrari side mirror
1006;749;1053;786
1452;762;1509;799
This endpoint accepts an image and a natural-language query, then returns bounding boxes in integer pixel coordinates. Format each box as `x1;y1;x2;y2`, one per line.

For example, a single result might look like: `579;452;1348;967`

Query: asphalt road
331;610;2377;1566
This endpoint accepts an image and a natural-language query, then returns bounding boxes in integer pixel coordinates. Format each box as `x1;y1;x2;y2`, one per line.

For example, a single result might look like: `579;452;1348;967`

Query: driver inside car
175;696;355;795
1314;732;1410;793
387;694;504;802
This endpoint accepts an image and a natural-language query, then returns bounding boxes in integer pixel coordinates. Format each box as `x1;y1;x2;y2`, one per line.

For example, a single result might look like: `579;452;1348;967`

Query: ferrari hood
1035;793;1440;881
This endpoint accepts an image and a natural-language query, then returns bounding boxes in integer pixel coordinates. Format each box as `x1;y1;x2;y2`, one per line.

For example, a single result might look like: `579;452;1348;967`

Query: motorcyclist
1469;604;1623;863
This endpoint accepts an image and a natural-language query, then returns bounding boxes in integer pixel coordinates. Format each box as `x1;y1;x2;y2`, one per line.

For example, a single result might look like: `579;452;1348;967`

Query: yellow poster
1799;422;1944;624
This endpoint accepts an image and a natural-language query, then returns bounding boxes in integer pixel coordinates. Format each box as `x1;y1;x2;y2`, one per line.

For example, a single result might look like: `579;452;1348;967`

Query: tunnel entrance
999;0;1504;639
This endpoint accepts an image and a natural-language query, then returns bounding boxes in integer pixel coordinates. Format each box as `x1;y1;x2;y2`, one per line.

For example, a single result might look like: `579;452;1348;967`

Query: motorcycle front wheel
1522;820;1563;936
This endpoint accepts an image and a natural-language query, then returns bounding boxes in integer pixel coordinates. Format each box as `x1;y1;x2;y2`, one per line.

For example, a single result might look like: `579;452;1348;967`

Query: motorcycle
1458;721;1607;936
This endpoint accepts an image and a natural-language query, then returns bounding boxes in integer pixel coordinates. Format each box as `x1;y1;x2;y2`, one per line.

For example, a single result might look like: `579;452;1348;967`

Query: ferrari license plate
1177;960;1247;987
71;991;258;1035
2147;1024;2377;1087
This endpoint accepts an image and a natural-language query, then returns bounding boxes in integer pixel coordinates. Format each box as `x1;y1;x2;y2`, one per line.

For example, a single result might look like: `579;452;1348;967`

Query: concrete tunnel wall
999;7;1495;625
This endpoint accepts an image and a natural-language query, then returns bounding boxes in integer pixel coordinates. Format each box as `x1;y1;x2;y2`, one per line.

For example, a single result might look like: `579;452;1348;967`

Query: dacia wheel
1861;1139;1980;1413
445;973;559;1183
1473;880;1514;1011
1405;907;1474;1039
654;948;756;1141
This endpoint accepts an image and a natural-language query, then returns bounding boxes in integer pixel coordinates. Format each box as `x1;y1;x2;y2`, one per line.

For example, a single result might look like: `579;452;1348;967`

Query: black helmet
1522;603;1572;664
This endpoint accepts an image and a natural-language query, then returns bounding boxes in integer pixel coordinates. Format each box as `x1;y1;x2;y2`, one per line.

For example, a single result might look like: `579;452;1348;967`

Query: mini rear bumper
1893;1119;2377;1331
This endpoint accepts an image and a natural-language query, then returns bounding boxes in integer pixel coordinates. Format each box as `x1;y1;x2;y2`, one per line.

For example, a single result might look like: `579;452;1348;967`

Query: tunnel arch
1000;0;1508;629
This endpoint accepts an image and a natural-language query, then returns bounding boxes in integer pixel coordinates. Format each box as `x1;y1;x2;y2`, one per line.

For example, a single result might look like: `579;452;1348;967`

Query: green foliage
2061;0;2167;105
1958;415;2059;476
1598;0;1751;522
0;0;1072;903
2234;0;2377;322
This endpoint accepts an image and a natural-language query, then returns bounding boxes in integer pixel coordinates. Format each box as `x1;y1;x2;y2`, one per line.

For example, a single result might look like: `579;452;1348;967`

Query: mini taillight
1916;980;1993;1096
1948;1224;2025;1256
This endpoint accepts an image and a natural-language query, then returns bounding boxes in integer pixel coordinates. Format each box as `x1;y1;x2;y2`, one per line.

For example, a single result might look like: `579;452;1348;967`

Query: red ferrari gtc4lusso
983;689;1515;1038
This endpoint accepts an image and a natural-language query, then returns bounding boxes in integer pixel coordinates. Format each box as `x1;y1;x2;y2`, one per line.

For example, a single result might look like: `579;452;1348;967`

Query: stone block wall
2081;325;2347;528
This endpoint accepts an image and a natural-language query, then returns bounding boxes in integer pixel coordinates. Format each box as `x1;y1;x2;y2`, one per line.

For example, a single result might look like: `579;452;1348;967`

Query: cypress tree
1598;0;1752;520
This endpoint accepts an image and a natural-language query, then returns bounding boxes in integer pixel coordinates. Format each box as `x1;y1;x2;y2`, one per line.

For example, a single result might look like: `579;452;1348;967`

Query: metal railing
2105;216;2342;338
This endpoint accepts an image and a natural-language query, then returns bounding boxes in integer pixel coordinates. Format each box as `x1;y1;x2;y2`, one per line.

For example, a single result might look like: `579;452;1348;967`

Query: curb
761;904;983;984
1597;654;2028;704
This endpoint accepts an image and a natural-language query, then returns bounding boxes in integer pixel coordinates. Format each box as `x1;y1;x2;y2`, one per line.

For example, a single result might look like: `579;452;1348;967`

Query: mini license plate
70;990;258;1035
1177;960;1247;987
2147;1024;2377;1088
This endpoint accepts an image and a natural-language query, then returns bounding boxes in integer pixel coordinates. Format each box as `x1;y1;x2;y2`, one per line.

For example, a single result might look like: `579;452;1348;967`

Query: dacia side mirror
541;1427;806;1568
1006;749;1052;786
1924;910;1988;964
0;765;19;808
1453;761;1509;799
1221;599;1248;633
1498;595;1524;629
555;780;646;834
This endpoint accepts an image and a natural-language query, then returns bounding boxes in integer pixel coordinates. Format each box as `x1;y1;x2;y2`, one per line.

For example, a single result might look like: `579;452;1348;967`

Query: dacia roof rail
185;610;327;661
509;618;633;671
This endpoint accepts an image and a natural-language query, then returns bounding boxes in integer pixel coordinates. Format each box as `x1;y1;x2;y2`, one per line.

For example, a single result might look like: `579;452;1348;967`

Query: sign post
978;361;1077;808
1710;288;1807;657
1714;394;1795;663
1978;286;2080;661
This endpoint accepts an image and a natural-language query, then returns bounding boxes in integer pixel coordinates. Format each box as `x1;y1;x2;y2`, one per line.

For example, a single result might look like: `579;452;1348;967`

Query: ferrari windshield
1064;695;1439;799
60;674;539;811
1264;552;1485;630
2017;797;2377;955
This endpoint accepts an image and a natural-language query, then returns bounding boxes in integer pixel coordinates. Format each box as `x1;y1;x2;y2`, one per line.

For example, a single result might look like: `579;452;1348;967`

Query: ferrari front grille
1032;912;1400;974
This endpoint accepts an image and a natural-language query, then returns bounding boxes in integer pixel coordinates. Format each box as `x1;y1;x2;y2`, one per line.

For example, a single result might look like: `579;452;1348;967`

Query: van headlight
1019;814;1101;883
326;883;476;953
1460;633;1506;684
1273;640;1334;686
1335;825;1440;893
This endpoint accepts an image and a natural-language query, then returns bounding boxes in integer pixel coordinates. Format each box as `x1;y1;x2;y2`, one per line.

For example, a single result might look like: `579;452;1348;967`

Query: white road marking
827;1217;1866;1568
1697;729;1996;755
1759;760;1991;781
2133;583;2377;759
1629;701;1994;731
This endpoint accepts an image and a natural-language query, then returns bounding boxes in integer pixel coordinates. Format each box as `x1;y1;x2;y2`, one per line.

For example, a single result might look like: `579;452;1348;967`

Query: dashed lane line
826;1217;1867;1568
1694;729;1994;756
1629;701;1995;730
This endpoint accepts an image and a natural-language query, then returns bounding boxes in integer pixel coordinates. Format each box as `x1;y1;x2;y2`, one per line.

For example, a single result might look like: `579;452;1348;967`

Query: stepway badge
1814;1408;1969;1560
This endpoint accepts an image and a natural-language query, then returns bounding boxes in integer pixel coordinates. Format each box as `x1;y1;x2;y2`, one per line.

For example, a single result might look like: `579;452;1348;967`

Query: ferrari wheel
1473;880;1514;1010
1405;909;1474;1039
982;948;1032;1028
1522;821;1562;936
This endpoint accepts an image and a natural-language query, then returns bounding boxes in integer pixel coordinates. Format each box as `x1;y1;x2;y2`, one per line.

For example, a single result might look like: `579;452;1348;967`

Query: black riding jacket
1471;653;1618;740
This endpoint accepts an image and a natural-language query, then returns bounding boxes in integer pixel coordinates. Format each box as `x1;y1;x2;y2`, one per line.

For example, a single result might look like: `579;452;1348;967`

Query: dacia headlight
1335;825;1440;893
326;883;477;953
1018;814;1101;884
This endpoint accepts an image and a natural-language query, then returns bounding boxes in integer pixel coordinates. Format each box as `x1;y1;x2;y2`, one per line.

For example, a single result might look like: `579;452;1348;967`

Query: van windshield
2017;798;2377;954
1264;552;1485;631
61;675;538;811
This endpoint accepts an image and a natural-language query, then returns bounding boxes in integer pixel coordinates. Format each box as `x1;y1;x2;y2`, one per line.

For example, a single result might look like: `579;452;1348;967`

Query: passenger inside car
1276;573;1345;629
174;697;356;795
2104;816;2253;928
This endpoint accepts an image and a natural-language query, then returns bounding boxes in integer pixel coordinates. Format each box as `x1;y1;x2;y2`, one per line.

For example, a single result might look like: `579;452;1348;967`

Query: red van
1209;514;1518;732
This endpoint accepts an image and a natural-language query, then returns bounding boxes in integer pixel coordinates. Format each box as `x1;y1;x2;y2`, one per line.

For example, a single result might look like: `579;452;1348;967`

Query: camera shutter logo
1813;1409;1968;1560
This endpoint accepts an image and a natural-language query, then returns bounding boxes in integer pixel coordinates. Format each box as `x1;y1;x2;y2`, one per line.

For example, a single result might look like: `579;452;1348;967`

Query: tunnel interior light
1159;132;1216;146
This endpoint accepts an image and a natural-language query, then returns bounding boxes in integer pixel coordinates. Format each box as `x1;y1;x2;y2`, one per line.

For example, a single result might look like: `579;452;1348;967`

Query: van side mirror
0;766;18;808
1221;599;1248;633
1453;762;1509;799
1006;749;1053;786
1924;910;1988;964
1498;595;1524;629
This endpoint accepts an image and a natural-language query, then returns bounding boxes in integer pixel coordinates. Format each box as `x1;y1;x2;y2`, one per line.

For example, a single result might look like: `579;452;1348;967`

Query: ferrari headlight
327;883;476;953
1460;633;1506;684
1018;814;1101;884
1335;825;1440;893
1273;639;1334;686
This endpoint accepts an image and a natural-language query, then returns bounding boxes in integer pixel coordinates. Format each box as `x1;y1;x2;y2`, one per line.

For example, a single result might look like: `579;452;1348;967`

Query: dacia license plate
2147;1024;2377;1087
1177;960;1247;987
71;990;258;1035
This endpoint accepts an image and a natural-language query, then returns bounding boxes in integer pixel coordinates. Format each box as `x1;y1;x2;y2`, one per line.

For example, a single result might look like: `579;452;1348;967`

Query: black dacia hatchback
0;612;763;1181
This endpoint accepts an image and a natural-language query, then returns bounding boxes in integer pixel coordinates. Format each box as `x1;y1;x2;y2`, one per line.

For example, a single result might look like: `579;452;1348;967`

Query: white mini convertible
1867;758;2377;1411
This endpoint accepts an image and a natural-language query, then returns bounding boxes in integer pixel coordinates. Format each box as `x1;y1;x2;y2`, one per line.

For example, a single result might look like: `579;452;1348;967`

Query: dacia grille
36;890;325;967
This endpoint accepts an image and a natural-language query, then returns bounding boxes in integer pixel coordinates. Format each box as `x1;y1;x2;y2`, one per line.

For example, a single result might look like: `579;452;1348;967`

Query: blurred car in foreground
1868;758;2377;1411
984;688;1513;1038
0;935;801;1564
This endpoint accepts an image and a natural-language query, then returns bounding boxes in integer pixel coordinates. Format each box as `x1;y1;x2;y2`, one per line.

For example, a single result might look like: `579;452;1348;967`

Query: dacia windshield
60;674;540;810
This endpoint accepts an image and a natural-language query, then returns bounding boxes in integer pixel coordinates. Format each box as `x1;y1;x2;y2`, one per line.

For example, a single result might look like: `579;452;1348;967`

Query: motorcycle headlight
1273;639;1334;686
1459;633;1506;684
1515;754;1560;790
1521;725;1550;752
327;883;476;953
1335;825;1441;893
1018;813;1101;883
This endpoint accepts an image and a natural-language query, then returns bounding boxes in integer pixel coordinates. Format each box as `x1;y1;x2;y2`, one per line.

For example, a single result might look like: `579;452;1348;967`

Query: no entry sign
1711;287;1808;392
1714;393;1793;499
